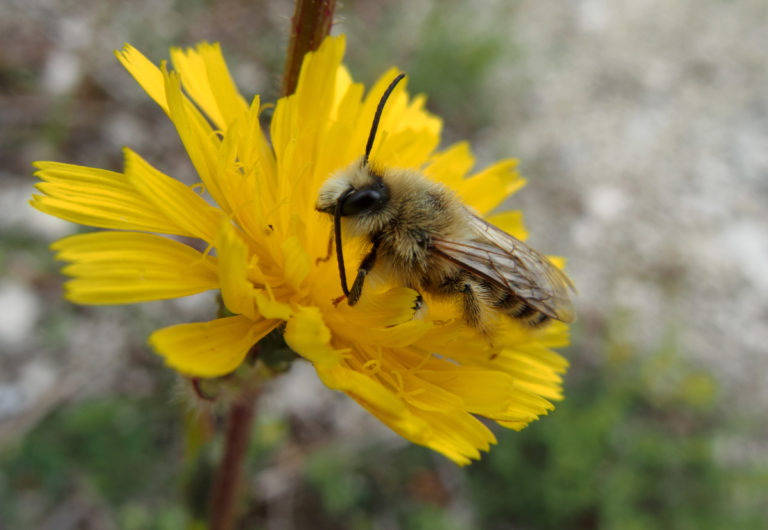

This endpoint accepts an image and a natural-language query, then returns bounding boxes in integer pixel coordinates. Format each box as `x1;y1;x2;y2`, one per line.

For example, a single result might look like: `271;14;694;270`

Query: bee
316;73;575;335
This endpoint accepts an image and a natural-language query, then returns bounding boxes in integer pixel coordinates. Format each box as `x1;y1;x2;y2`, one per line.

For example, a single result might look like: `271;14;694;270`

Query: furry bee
316;74;575;334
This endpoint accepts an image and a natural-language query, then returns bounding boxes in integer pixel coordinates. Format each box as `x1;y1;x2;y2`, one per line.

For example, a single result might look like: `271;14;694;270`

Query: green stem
281;0;337;97
208;392;257;530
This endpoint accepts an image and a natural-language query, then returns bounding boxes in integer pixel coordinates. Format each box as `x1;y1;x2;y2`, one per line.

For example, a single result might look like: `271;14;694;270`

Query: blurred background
2;0;767;528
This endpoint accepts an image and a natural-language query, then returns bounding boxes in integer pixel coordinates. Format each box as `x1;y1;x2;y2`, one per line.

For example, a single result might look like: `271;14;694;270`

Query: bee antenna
364;73;406;166
334;188;355;297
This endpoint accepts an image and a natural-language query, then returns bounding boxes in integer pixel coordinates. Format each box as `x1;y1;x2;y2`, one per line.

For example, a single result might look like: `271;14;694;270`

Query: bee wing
431;210;576;323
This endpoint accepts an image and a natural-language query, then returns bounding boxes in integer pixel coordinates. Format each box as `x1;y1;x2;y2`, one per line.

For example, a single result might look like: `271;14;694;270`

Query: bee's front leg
316;227;335;265
348;239;381;306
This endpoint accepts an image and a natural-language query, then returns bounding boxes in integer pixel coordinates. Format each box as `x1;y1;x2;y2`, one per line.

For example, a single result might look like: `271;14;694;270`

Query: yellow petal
215;221;258;319
254;290;293;321
347;319;433;349
214;98;276;242
394;371;464;413
150;315;278;376
424;141;475;189
280;236;311;292
486;210;528;240
315;363;406;418
170;42;248;131
456;159;524;214
283;306;343;367
495;419;533;431
52;231;218;304
270;36;347;215
315;360;491;466
409;408;496;465
547;255;567;270
124;149;223;243
294;35;347;135
416;368;517;412
163;68;227;210
313;359;498;466
31;162;187;235
115;44;169;114
313;79;366;192
346;286;422;328
362;70;442;168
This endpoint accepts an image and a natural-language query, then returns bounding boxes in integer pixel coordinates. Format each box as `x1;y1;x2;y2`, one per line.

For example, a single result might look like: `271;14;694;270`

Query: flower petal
367;76;442;168
311;355;494;466
215;220;259;319
333;317;433;349
424;141;475;189
283;306;343;367
163;68;228;210
315;363;487;463
31;162;187;235
456;159;524;214
313;70;365;184
170;42;248;131
281;236;311;293
124;149;223;243
314;363;407;419
485;210;528;240
294;35;347;143
115;44;169;114
345;286;423;328
213;98;278;243
52;231;218;304
254;291;293;321
150;315;278;376
412;408;496;465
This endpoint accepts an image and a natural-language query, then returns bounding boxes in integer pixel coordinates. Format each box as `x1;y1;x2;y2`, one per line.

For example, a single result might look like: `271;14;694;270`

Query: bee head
315;162;390;217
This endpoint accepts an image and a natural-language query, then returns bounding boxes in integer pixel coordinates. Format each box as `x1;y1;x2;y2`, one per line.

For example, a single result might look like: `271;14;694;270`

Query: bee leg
348;239;381;306
437;275;479;327
332;294;347;307
437;275;490;334
461;283;484;329
461;281;499;339
315;227;335;265
412;293;424;312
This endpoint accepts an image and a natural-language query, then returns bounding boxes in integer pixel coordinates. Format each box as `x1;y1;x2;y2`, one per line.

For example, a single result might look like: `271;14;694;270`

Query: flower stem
281;0;337;97
209;391;257;530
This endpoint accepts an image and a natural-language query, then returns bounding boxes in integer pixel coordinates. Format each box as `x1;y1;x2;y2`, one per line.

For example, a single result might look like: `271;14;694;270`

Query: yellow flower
31;35;571;465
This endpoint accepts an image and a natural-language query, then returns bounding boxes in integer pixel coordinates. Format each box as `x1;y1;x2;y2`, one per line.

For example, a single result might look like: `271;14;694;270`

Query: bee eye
340;189;382;216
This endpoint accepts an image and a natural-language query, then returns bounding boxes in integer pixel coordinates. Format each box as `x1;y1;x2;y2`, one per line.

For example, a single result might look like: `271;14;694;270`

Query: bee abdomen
494;293;550;328
520;311;550;327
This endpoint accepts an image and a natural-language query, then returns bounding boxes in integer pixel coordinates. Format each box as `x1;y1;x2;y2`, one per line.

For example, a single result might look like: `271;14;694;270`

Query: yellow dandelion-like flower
31;35;572;465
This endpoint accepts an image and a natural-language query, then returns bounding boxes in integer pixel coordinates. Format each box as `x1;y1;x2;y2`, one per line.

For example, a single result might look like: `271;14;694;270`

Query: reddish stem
281;0;337;97
209;392;257;530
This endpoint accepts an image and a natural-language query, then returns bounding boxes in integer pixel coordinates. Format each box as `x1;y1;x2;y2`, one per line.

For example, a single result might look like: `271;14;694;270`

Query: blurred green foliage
2;341;766;529
404;7;504;137
0;396;184;529
297;445;466;530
